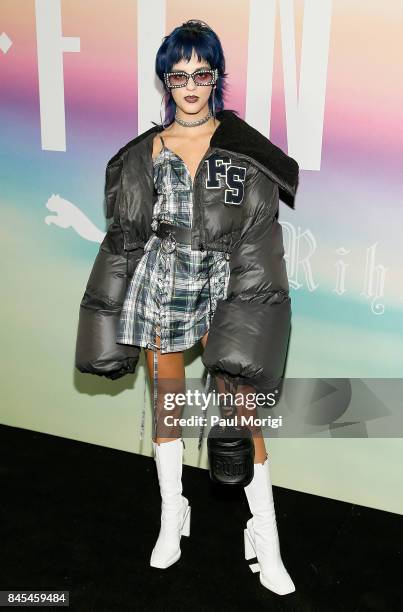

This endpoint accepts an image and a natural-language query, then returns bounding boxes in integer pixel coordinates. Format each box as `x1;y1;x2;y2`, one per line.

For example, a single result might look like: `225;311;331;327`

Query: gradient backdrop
1;0;402;514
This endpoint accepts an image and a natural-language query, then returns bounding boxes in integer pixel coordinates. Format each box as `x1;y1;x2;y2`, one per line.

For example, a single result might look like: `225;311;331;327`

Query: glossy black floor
0;424;401;612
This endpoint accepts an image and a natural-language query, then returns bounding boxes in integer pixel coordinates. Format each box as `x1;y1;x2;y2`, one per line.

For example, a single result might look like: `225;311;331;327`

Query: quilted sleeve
75;153;143;380
201;169;292;394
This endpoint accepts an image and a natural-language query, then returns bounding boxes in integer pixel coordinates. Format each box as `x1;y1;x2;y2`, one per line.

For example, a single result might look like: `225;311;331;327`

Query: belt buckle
161;231;176;253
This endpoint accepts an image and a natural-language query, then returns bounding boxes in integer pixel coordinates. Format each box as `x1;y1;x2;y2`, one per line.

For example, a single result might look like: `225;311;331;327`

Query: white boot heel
181;504;191;537
244;527;256;560
243;458;296;595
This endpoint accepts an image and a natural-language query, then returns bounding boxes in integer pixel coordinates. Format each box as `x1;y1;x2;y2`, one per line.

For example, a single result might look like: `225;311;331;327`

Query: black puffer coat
75;109;299;393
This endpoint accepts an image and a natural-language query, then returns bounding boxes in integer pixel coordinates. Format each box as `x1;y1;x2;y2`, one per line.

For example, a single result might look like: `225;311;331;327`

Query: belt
155;221;192;252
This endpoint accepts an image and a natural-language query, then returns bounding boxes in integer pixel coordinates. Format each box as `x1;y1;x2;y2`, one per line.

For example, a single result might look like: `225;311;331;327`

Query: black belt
155;221;192;245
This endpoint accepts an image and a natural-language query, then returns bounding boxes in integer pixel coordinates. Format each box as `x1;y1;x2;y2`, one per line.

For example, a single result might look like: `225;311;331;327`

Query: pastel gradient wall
1;0;402;514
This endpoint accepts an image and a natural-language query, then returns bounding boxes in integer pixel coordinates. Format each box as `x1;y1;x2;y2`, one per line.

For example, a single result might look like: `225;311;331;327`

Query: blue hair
155;19;235;126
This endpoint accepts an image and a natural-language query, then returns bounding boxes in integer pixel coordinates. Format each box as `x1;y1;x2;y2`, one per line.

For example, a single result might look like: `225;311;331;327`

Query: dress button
225;252;230;261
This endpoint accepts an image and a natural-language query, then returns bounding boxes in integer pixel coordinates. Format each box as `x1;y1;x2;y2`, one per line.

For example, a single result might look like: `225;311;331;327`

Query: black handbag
207;424;255;486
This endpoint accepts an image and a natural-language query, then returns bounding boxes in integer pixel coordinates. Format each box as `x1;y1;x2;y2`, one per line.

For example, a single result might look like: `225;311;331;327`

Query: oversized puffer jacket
75;109;299;394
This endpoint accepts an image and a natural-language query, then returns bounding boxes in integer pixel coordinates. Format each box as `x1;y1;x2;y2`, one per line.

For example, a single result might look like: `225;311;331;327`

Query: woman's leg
200;331;267;464
200;331;295;594
145;326;191;569
145;325;186;443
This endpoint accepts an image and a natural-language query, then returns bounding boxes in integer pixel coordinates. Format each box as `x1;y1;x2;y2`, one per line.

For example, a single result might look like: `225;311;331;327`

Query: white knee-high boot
150;437;191;569
243;457;295;595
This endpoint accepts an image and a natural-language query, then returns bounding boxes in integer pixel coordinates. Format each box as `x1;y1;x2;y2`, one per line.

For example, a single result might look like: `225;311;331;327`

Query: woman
75;19;299;595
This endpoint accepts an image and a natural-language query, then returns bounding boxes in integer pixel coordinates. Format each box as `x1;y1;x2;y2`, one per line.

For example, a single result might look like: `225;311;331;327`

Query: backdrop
1;0;402;514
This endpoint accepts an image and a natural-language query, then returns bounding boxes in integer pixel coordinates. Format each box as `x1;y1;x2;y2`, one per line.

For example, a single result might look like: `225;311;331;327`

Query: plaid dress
116;136;230;354
116;136;230;442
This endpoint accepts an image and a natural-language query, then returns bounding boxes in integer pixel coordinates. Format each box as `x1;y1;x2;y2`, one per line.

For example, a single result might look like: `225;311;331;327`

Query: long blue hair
155;19;236;126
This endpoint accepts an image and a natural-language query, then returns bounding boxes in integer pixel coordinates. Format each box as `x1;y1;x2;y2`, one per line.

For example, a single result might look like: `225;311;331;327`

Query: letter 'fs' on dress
74;109;300;444
116;135;230;442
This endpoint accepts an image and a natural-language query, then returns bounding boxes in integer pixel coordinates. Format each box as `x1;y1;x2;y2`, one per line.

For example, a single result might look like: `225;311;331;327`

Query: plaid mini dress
116;135;230;441
117;135;230;353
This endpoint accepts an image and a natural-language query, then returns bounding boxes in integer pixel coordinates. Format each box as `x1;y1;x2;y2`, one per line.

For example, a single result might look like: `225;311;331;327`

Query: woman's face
168;49;215;118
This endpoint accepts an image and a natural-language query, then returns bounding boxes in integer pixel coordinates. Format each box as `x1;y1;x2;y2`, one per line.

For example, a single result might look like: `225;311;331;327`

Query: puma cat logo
45;193;105;243
205;156;246;205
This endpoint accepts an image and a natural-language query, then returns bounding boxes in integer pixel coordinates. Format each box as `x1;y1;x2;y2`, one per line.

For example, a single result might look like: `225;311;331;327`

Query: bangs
163;35;218;71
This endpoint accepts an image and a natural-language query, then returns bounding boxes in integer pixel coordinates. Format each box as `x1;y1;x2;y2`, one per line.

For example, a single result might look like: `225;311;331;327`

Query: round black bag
207;424;255;486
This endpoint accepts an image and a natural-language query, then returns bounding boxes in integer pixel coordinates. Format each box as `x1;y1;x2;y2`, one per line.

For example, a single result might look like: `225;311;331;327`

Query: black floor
0;424;401;612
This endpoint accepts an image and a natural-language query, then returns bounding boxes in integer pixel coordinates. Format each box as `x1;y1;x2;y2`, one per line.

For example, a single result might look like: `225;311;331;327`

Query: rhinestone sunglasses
164;68;218;89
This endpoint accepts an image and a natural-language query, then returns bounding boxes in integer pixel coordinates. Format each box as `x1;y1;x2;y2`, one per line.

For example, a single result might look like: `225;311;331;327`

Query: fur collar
211;110;299;206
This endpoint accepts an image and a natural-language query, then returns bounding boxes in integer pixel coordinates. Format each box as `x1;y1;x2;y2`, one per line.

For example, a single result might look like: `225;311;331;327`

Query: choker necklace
175;108;212;127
